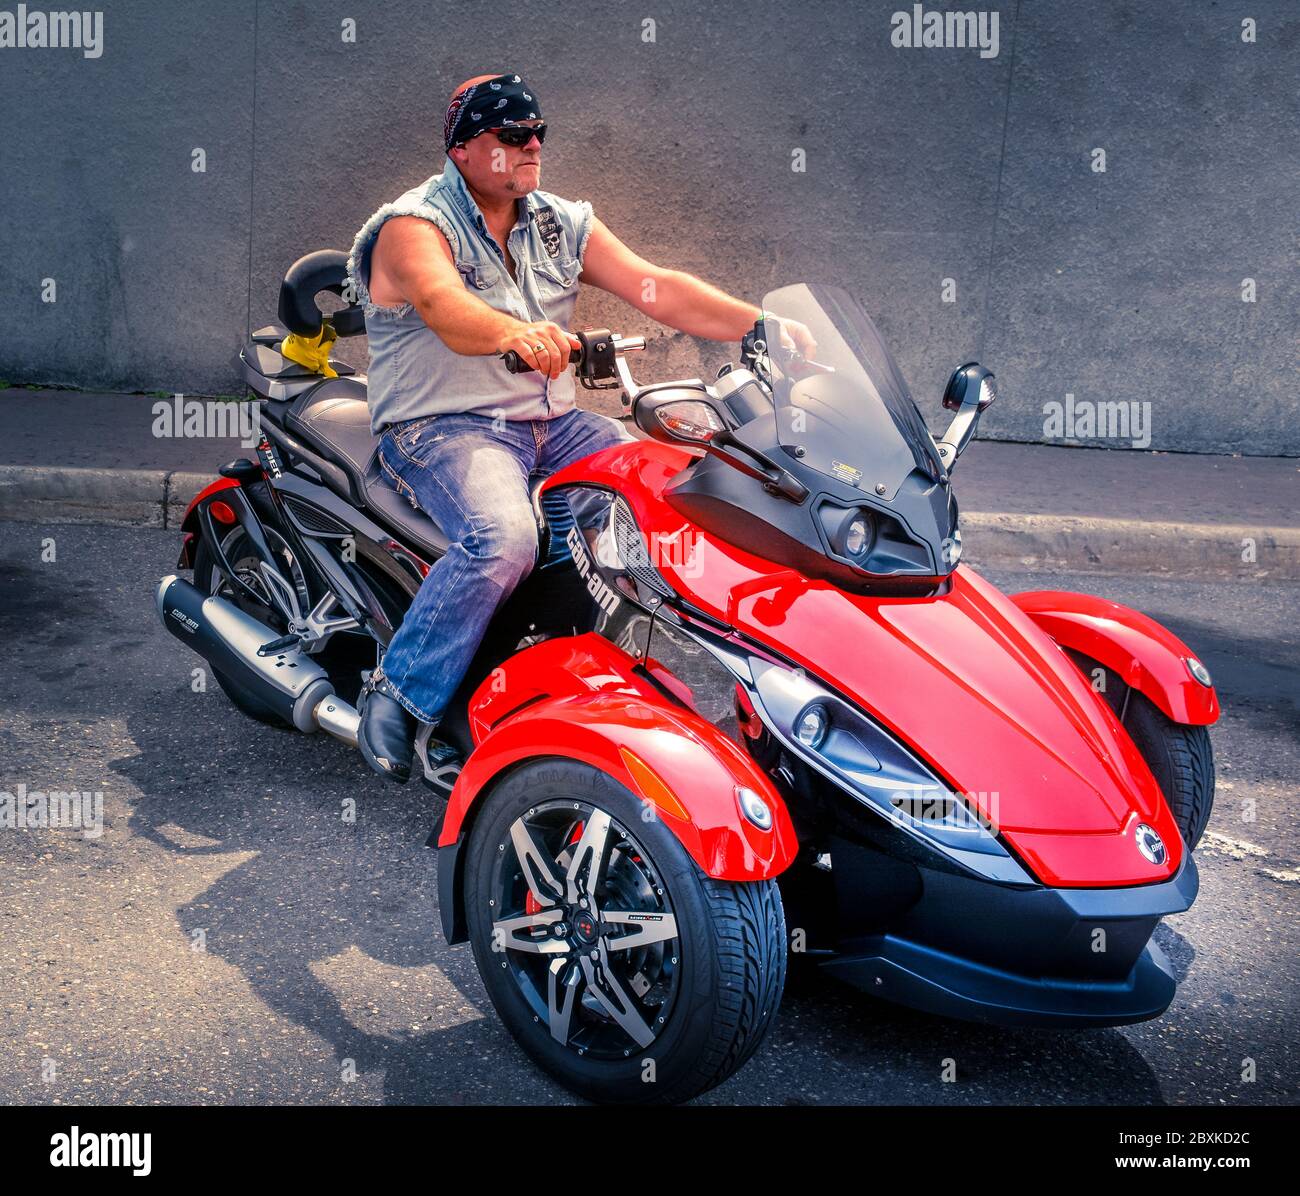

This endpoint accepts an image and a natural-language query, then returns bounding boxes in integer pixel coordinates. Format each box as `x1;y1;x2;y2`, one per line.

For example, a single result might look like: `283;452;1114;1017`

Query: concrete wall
1;0;1296;455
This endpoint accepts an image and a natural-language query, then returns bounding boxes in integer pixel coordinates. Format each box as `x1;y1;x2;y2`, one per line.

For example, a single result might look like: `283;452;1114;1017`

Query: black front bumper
820;852;1200;1028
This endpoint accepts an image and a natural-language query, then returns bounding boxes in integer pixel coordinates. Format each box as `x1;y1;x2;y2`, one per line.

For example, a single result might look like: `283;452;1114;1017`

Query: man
347;71;809;782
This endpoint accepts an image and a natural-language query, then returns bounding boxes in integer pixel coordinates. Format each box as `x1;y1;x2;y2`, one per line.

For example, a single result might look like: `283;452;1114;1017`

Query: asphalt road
1;520;1296;1106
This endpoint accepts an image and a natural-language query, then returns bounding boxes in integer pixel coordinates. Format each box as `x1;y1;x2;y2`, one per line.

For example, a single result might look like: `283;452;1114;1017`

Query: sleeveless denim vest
346;158;594;434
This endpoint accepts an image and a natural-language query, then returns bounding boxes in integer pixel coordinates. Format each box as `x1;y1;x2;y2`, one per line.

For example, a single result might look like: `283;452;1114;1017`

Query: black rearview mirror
937;363;998;470
942;363;997;412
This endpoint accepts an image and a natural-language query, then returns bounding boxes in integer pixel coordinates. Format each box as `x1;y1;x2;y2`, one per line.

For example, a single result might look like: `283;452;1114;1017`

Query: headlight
796;704;829;749
736;786;772;830
844;517;870;557
822;505;875;561
743;657;1029;884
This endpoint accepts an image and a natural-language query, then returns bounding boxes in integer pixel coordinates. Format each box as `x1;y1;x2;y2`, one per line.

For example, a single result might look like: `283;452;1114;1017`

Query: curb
1;464;1296;580
960;512;1300;580
0;465;211;530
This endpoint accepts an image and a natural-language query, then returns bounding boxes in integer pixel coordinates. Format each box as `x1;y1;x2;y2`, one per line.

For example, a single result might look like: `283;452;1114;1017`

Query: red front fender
1011;591;1219;726
438;634;798;881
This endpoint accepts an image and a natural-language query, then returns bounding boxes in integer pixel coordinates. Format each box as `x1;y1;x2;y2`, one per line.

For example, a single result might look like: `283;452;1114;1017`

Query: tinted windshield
758;284;943;499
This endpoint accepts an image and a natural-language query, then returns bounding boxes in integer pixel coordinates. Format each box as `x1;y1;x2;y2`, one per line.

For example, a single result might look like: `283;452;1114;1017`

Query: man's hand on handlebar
758;315;833;377
497;321;580;380
777;318;818;361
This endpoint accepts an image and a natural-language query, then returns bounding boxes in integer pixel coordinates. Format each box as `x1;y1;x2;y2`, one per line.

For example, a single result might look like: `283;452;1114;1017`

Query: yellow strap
279;323;338;377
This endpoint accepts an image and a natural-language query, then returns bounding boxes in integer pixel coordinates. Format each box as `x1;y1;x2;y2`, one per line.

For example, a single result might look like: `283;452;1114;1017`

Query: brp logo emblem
1135;823;1166;865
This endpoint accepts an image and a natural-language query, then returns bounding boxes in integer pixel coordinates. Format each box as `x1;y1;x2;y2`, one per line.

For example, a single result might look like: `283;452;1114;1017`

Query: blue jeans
375;407;633;724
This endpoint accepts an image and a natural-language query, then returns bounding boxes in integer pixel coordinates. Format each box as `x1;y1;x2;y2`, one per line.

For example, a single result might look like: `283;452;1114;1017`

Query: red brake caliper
524;820;585;916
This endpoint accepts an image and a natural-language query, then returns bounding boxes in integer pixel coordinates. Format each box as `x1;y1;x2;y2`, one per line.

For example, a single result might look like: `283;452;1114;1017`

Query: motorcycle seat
284;377;450;559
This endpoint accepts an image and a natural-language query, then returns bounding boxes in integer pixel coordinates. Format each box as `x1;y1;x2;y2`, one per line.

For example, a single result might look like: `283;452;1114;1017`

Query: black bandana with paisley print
444;73;542;151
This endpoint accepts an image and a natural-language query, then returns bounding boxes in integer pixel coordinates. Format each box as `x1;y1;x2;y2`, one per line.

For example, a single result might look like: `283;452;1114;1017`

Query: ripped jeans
375;407;633;724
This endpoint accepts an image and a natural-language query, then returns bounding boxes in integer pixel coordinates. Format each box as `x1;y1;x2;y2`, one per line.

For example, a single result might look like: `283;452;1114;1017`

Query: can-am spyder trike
157;250;1218;1104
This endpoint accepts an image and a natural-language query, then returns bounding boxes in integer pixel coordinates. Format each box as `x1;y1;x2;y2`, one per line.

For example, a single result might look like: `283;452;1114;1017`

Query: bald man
346;71;799;782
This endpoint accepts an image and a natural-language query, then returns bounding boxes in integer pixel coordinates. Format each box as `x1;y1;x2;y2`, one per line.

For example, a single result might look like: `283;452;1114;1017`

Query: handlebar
501;345;581;374
501;331;646;377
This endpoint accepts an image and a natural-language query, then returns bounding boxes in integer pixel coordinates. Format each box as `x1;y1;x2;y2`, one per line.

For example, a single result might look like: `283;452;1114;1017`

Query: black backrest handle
277;249;366;338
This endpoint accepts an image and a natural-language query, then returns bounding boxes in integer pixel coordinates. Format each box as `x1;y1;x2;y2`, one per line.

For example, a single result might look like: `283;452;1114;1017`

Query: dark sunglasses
481;122;547;148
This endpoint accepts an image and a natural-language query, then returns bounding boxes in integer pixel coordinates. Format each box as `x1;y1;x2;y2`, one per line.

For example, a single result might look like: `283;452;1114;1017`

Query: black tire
464;758;786;1104
1068;652;1215;850
1122;690;1216;850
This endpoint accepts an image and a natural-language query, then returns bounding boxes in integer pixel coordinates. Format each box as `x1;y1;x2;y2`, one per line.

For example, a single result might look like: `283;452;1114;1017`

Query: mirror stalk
937;363;997;472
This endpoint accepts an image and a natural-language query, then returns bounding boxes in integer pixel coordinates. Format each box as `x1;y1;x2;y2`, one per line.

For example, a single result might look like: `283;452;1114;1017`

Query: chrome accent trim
614;354;641;403
313;694;360;747
256;560;303;626
297;592;360;651
156;574;176;622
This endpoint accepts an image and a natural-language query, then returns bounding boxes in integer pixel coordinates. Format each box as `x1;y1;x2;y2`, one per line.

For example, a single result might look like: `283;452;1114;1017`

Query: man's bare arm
579;217;761;341
370;216;576;378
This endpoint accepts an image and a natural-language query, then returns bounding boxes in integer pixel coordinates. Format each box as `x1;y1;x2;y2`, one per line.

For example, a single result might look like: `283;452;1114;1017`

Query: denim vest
347;158;594;434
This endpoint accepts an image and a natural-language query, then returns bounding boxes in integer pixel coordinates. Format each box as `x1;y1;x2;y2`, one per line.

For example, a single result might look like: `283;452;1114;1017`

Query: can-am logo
890;5;1000;59
0;6;103;57
566;525;621;617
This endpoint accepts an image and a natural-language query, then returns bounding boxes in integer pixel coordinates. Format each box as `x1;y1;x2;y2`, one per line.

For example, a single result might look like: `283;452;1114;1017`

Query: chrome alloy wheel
487;800;682;1060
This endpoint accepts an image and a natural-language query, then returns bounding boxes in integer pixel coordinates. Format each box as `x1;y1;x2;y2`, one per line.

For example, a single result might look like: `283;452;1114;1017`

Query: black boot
358;671;417;783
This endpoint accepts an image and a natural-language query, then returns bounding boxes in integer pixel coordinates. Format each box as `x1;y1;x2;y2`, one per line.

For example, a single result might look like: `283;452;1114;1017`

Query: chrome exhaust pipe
156;574;359;746
313;693;360;748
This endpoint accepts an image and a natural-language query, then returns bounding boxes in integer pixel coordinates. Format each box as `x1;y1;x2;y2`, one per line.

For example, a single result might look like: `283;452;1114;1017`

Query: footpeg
415;722;464;794
257;632;302;656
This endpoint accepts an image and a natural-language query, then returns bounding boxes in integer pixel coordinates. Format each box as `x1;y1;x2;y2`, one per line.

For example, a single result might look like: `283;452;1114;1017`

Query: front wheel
1070;652;1215;849
1123;690;1215;850
464;758;786;1104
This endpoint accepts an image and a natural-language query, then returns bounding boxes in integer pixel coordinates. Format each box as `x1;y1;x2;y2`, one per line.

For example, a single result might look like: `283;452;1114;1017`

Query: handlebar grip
501;346;582;374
